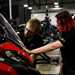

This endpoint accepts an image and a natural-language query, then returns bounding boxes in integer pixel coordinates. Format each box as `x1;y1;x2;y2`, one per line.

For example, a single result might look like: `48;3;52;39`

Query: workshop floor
36;64;60;75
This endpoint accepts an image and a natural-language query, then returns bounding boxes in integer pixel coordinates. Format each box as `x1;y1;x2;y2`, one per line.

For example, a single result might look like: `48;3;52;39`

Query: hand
23;47;31;54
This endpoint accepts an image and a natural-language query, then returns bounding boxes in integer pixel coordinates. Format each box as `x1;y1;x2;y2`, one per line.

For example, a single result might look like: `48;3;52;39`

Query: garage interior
0;0;75;75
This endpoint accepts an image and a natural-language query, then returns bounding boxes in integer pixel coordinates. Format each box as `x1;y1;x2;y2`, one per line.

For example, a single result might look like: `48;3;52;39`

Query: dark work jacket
23;35;44;50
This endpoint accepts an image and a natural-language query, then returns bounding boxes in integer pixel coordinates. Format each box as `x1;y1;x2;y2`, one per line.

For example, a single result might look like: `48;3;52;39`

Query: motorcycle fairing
0;62;17;75
0;13;32;63
0;13;27;51
0;41;32;63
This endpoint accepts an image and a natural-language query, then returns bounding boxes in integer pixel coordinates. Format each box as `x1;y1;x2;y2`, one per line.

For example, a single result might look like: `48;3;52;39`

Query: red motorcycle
0;13;41;75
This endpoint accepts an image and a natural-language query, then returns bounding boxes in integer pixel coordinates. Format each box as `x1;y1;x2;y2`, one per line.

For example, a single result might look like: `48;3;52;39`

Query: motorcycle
0;13;41;75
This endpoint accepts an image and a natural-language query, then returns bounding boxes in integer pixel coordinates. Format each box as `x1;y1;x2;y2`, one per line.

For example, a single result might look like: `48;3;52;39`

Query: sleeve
58;33;71;46
58;37;66;45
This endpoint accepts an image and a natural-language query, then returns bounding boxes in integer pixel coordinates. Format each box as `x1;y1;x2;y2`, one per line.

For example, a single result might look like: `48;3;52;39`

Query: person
19;18;44;67
30;10;75;75
23;18;43;50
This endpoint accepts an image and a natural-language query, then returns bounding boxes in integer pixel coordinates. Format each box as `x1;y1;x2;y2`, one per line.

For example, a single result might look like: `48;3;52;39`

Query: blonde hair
26;18;41;32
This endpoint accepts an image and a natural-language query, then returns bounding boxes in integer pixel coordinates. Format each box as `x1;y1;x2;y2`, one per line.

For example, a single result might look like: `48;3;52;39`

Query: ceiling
11;0;75;9
0;0;75;19
0;0;75;9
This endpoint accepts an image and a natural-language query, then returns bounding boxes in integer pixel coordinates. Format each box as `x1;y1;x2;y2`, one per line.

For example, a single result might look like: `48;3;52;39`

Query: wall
31;12;58;26
31;9;75;26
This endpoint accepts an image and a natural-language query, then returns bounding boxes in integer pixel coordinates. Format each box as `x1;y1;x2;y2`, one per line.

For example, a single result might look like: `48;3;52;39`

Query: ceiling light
28;7;32;10
24;4;28;7
54;2;59;6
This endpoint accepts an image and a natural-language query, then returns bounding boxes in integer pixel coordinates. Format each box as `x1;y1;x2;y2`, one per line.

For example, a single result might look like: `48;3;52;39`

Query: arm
31;40;63;54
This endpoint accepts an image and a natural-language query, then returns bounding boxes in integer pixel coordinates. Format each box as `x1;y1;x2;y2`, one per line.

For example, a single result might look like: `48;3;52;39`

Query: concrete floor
36;64;60;75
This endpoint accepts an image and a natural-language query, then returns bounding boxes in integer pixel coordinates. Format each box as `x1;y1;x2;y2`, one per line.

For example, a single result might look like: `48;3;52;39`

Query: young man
19;18;44;67
23;18;43;50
